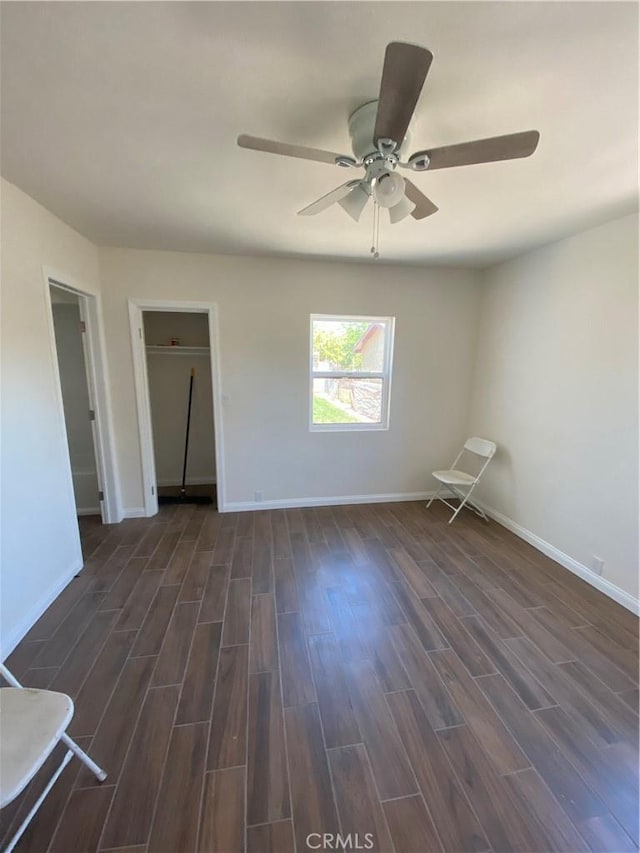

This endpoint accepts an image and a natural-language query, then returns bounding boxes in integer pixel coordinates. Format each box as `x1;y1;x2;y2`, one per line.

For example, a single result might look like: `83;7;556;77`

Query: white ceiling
1;2;637;267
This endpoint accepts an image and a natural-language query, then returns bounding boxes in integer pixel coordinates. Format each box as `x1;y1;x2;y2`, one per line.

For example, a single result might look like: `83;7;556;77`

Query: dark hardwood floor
1;500;638;852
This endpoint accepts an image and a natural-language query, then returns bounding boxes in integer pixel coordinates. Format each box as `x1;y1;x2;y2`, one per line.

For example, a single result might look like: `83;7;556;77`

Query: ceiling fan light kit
372;171;405;208
338;184;370;222
389;195;416;224
237;40;540;256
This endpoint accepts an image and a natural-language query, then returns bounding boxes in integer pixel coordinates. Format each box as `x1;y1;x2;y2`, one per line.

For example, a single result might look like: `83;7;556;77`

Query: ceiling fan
237;42;540;225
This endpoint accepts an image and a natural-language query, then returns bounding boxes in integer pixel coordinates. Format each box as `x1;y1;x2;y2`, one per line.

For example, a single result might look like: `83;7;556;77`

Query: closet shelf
146;345;210;356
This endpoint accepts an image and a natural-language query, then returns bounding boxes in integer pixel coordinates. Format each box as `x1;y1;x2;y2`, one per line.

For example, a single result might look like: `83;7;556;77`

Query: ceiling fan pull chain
373;202;380;261
371;202;380;259
370;202;376;255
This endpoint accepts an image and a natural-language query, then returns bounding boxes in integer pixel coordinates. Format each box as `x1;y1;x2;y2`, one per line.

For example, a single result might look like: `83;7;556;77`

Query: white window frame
309;313;395;432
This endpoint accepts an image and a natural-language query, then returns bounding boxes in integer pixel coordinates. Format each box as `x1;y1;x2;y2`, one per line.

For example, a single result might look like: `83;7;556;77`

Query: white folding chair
427;437;496;524
0;664;107;852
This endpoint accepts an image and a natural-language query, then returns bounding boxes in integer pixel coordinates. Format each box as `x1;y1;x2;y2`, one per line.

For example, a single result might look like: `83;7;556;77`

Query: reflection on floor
2;500;638;852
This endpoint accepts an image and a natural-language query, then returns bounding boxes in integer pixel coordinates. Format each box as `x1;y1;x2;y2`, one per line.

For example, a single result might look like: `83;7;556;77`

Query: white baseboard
480;502;639;616
122;507;147;518
224;491;437;513
119;488;638;615
1;559;84;660
77;507;100;516
156;476;216;487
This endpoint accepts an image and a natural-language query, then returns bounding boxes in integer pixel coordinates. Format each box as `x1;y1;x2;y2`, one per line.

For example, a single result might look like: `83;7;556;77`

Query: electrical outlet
591;556;604;576
254;490;263;502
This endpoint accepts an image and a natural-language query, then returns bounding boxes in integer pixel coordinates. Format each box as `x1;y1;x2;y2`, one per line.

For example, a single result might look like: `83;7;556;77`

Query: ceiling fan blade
298;181;361;216
403;179;438;219
374;42;433;148
411;130;540;171
238;134;353;166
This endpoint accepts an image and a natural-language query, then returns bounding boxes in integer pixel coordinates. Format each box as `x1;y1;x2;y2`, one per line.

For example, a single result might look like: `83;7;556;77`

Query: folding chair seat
0;665;107;852
427;437;496;524
432;470;476;486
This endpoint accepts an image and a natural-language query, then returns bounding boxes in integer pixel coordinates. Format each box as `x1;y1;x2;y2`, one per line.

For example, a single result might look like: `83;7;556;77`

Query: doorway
128;300;225;516
144;311;216;505
49;283;104;521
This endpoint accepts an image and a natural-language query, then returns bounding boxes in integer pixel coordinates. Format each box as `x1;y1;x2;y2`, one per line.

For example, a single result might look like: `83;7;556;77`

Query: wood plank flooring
1;500;638;852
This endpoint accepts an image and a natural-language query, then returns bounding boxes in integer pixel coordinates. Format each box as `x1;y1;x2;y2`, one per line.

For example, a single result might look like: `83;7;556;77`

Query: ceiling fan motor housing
348;101;412;162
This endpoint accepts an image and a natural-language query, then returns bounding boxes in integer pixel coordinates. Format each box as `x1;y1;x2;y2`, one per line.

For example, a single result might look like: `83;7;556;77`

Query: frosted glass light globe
372;172;405;208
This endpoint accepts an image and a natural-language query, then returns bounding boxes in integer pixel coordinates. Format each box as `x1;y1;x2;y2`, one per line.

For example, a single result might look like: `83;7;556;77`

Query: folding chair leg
469;502;488;522
448;482;483;524
60;732;107;781
426;485;442;508
4;750;74;853
448;495;469;524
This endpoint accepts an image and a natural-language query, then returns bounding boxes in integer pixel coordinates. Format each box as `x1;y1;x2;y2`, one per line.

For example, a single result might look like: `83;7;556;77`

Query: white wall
469;213;639;602
51;298;100;510
143;311;216;486
98;249;482;511
3;174;636;659
1;178;102;654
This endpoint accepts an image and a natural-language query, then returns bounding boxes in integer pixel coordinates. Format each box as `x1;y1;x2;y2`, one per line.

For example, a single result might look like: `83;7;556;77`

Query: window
310;314;395;431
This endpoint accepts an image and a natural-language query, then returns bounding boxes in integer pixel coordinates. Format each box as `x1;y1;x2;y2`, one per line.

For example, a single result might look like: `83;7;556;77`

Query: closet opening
49;282;104;524
143;310;218;508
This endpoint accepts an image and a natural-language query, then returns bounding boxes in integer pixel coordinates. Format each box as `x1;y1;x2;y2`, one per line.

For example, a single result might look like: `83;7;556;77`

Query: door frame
128;298;226;515
43;268;121;524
